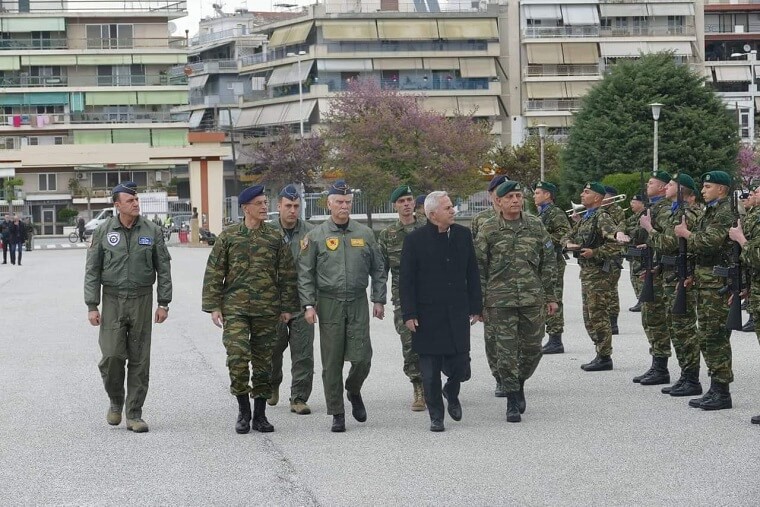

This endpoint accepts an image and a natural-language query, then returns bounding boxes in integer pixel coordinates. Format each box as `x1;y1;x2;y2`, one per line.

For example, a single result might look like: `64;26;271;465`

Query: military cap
749;180;760;192
701;171;732;187
604;185;618;196
632;194;644;202
652;170;672;184
121;181;138;189
279;184;300;200
390;185;413;203
584;182;606;196
328;180;352;195
239;184;265;205
487;174;508;192
495;180;522;198
415;194;427;207
535;181;558;196
112;183;137;196
671;173;696;192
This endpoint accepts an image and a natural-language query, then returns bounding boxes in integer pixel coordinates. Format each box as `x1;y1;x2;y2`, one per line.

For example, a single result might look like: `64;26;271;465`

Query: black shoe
494;381;507;398
629;302;642;312
430;418;445;432
583;355;612;372
640;357;670;385
331;414;346;432
347;391;367;422
446;396;462;421
689;391;713;408
751;415;760;425
633;357;656;383
506;393;521;423
670;371;702;397
518;380;526;414
235;395;252;434
742;317;755;333
700;381;732;411
542;334;564;354
610;315;619;335
251;397;274;432
580;356;599;371
661;376;683;395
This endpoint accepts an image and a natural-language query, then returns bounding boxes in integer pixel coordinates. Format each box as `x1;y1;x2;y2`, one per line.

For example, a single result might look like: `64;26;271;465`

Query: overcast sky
174;0;315;36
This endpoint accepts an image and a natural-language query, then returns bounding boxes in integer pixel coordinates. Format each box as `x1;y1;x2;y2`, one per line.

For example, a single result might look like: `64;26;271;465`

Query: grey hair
327;194;353;204
424;191;449;218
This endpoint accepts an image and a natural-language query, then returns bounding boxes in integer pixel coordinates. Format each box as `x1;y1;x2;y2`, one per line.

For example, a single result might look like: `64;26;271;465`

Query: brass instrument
566;193;627;216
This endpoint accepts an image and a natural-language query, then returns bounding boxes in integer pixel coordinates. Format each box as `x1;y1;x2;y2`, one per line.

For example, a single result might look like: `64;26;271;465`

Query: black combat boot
518;380;526;414
251;397;275;432
669;370;702;397
346;391;367;422
689;379;715;408
742;316;755;333
235;395;252;434
583;355;613;372
661;374;683;395
494;379;507;398
633;357;656;383
751;415;760;425
699;380;732;411
610;315;619;335
506;393;521;423
640;357;670;385
580;355;599;371
542;334;564;354
629;301;642;312
331;414;346;433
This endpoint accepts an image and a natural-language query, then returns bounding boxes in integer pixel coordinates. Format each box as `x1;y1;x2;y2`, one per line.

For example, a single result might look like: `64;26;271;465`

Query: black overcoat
400;221;482;355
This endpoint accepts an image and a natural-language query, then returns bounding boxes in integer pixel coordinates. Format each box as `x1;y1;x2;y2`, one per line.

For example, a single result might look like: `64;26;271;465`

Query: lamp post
650;103;662;173
286;50;307;139
537;123;547;181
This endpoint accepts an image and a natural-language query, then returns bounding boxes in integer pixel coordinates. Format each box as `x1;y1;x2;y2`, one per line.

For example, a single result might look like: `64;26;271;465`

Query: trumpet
566;193;627;216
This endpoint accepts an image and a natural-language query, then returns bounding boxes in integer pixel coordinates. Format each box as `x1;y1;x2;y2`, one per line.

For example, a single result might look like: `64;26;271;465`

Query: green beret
671;173;696;192
390;185;413;203
495;180;522;198
584;182;606;196
749;180;760;192
652;170;672;184
535;181;557;196
701;171;732;187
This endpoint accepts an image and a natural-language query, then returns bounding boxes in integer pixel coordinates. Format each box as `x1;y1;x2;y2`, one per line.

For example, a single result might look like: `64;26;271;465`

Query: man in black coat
400;191;482;432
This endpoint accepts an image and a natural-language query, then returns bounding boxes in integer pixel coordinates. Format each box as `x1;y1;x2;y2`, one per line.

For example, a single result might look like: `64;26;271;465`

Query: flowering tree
737;145;760;188
244;128;325;191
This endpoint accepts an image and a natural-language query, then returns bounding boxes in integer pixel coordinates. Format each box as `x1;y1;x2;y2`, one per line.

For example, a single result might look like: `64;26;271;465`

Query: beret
604;185;618;195
701;171;732;187
749;180;760;192
390;185;413;203
121;181;137;189
328;180;352;195
112;183;137;196
488;174;507;192
632;194;644;202
584;182;606;197
279;184;300;200
671;173;696;192
415;194;427;207
535;181;557;196
495;180;522;198
239;184;265;205
652;170;672;184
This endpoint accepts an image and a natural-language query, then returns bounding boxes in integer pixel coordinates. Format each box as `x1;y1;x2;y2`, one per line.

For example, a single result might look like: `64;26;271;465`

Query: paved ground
1;247;759;506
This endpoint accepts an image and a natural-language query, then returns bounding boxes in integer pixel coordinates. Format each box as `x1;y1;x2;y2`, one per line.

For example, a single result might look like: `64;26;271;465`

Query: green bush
58;207;79;224
601;172;643;205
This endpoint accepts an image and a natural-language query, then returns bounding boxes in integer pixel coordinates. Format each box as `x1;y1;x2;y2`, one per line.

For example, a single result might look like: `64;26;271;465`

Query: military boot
610;315;619;335
639;357;670;385
629;301;642;312
494;379;507;398
126;418;149;433
346;391;367;422
235;395;252;434
289;399;311;415
251;398;275;432
411;380;426;412
506;393;521;423
699;380;732;411
518;380;526;414
583;355;612;372
751;415;760;425
742;316;755;333
542;334;564;354
580;355;600;371
633;357;656;383
661;375;683;395
106;398;123;426
669;370;702;397
266;385;279;406
331;414;346;433
689;382;715;408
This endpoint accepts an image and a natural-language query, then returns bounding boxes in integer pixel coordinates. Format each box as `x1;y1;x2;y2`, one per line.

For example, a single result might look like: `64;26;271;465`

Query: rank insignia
326;237;339;250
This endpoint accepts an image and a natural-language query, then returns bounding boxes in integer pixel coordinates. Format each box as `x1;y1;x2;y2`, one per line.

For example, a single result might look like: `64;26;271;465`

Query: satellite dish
744;44;752;52
168;22;177;35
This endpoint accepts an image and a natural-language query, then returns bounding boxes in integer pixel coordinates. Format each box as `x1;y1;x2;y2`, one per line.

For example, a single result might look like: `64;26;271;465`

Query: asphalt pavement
1;247;758;506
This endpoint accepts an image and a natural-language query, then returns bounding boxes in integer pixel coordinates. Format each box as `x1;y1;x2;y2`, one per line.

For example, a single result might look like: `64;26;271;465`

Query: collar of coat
327;218;355;232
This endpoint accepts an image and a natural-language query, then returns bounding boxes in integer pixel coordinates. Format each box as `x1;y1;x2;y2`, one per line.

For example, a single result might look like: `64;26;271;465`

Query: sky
173;0;315;36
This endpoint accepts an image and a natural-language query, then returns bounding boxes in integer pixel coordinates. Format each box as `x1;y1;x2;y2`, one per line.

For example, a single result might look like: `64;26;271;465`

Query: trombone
566;193;627;216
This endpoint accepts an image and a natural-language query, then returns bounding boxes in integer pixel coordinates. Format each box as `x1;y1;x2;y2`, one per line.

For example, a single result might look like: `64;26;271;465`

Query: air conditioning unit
76;172;86;180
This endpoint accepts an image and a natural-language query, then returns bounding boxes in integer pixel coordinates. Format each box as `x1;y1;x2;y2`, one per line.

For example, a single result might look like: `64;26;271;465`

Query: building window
91;171;147;189
614;17;628;29
86;24;133;49
28;137;38;145
54;137;64;145
39;173;57;192
668;16;685;33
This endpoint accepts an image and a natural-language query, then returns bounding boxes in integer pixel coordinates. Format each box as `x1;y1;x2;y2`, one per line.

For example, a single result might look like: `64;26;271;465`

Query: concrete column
188;132;227;237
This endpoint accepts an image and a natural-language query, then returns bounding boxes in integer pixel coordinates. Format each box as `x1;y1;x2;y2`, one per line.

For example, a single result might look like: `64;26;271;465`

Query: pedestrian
400;191;482;432
267;184;315;416
378;185;427;412
84;183;172;433
24;217;34;252
8;214;26;265
77;216;86;242
674;171;734;411
533;181;571;354
476;181;557;422
1;213;11;264
202;185;299;434
163;215;174;241
624;195;647;311
603;185;625;335
298;180;387;433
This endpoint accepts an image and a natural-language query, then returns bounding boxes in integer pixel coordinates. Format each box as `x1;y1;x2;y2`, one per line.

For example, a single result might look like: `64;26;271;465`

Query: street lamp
537;124;547;181
650;103;663;173
286;50;307;139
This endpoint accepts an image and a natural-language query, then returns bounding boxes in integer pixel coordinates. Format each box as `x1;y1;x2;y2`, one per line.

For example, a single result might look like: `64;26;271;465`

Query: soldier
471;174;507;396
378;185;427;412
1;213;10;264
84;183;172;433
563;182;620;371
533;181;570;354
202;185;299;434
477;180;557;423
739;185;759;333
674;171;735;411
604;185;625;335
644;173;703;397
267;184;315;415
625;195;646;311
298;180;387;433
414;194;427;218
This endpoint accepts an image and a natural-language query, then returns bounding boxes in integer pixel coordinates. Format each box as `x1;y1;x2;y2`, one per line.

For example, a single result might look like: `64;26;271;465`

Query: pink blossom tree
737;145;760;188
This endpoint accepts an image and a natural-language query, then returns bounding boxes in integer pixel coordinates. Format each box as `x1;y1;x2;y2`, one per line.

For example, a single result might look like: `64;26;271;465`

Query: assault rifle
713;189;743;331
672;179;689;315
631;166;655;304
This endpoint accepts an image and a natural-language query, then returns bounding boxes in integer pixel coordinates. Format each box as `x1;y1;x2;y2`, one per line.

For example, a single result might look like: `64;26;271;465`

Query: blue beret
390;185;413;203
495;180;522;198
415;194;427;207
112;184;137;196
279;184;300;200
701;171;732;187
328;180;352;196
604;185;618;195
121;181;137;189
585;182;606;196
488;174;507;192
239;184;265;205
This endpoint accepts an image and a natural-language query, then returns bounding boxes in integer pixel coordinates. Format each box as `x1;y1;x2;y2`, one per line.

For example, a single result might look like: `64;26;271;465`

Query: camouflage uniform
537;202;571;336
202;222;299;398
270;218;315;405
470;207;499;382
605;202;626;319
623;210;646;299
476;212;556;393
378;215;427;384
741;205;760;346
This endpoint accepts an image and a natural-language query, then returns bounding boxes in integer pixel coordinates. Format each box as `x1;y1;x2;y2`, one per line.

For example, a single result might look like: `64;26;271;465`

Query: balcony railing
323;77;491;92
0;36;187;51
326;40;490;53
0;112;184;126
168;59;239;77
239;45;309;68
524;64;600;77
0;0;187;13
0;38;68;50
0;74;187;88
524;99;582;111
522;25;695;38
523;25;600;38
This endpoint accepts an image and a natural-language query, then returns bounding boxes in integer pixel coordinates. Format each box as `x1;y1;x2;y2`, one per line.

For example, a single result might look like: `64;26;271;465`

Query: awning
562;43;599;64
420;96;459;116
457;97;498;117
318;98;332;117
236;107;263;128
704;67;714;81
459;58;496;78
648;3;694;16
527;43;564;64
188;75;209;89
715;67;752;82
258;103;288;126
317;59;373;72
189;110;205;128
280;99;317;124
600;42;647;57
2;17;64;32
528;116;569;128
268;26;289;47
565;81;594;97
423;57;460;70
437;19;498;39
561;5;599;25
648;42;693;56
599;3;647;17
269;21;313;47
526;82;566;99
523;5;562;20
0;56;19;71
377;19;438;40
320;20;378;41
267;60;314;87
0;168;15;178
373;58;423;70
20;55;77;66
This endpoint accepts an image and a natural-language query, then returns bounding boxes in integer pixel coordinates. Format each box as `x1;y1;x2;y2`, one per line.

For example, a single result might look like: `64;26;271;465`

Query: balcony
325;40;490;53
0;0;187;14
168;60;238;77
524;64;600;77
0;38;68;50
522;25;695;39
239;46;310;68
0;111;183;126
524;99;583;111
0;74;187;88
0;36;187;51
523;25;600;38
325;77;492;93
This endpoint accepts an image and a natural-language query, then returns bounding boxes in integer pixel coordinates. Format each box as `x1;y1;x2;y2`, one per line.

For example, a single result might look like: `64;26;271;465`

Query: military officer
674;171;735;411
378;185;427;412
84;183;172;433
267;184;315;415
604;185;625;335
533;181;571;354
563;182;620;371
298;180;387;433
476;180;557;423
202;185;299;434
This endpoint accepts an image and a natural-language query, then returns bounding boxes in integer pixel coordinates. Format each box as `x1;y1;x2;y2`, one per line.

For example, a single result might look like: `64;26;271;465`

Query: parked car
169;214;192;232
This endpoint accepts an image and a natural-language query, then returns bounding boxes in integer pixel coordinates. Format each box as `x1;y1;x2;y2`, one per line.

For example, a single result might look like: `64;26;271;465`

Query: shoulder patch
106;232;120;246
545;240;554;249
300;238;309;251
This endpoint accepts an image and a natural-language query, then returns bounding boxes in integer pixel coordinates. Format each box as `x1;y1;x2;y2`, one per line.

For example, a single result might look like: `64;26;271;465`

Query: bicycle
68;231;86;243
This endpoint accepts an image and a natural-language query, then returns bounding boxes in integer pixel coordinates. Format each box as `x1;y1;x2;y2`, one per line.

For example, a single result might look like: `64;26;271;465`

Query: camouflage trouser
545;260;565;335
393;307;422;383
486;306;545;393
270;313;315;403
580;265;613;356
605;261;622;317
629;260;643;299
694;284;733;384
661;282;700;373
641;275;671;358
482;317;500;382
222;314;279;398
749;283;760;347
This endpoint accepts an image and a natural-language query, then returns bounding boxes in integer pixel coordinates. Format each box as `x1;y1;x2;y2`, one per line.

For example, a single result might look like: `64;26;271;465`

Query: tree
737;145;760;188
491;134;562;186
563;52;739;198
322;79;493;225
244;127;325;191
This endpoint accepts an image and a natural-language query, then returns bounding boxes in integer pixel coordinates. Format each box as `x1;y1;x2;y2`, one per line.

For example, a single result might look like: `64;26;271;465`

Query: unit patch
107;232;121;246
